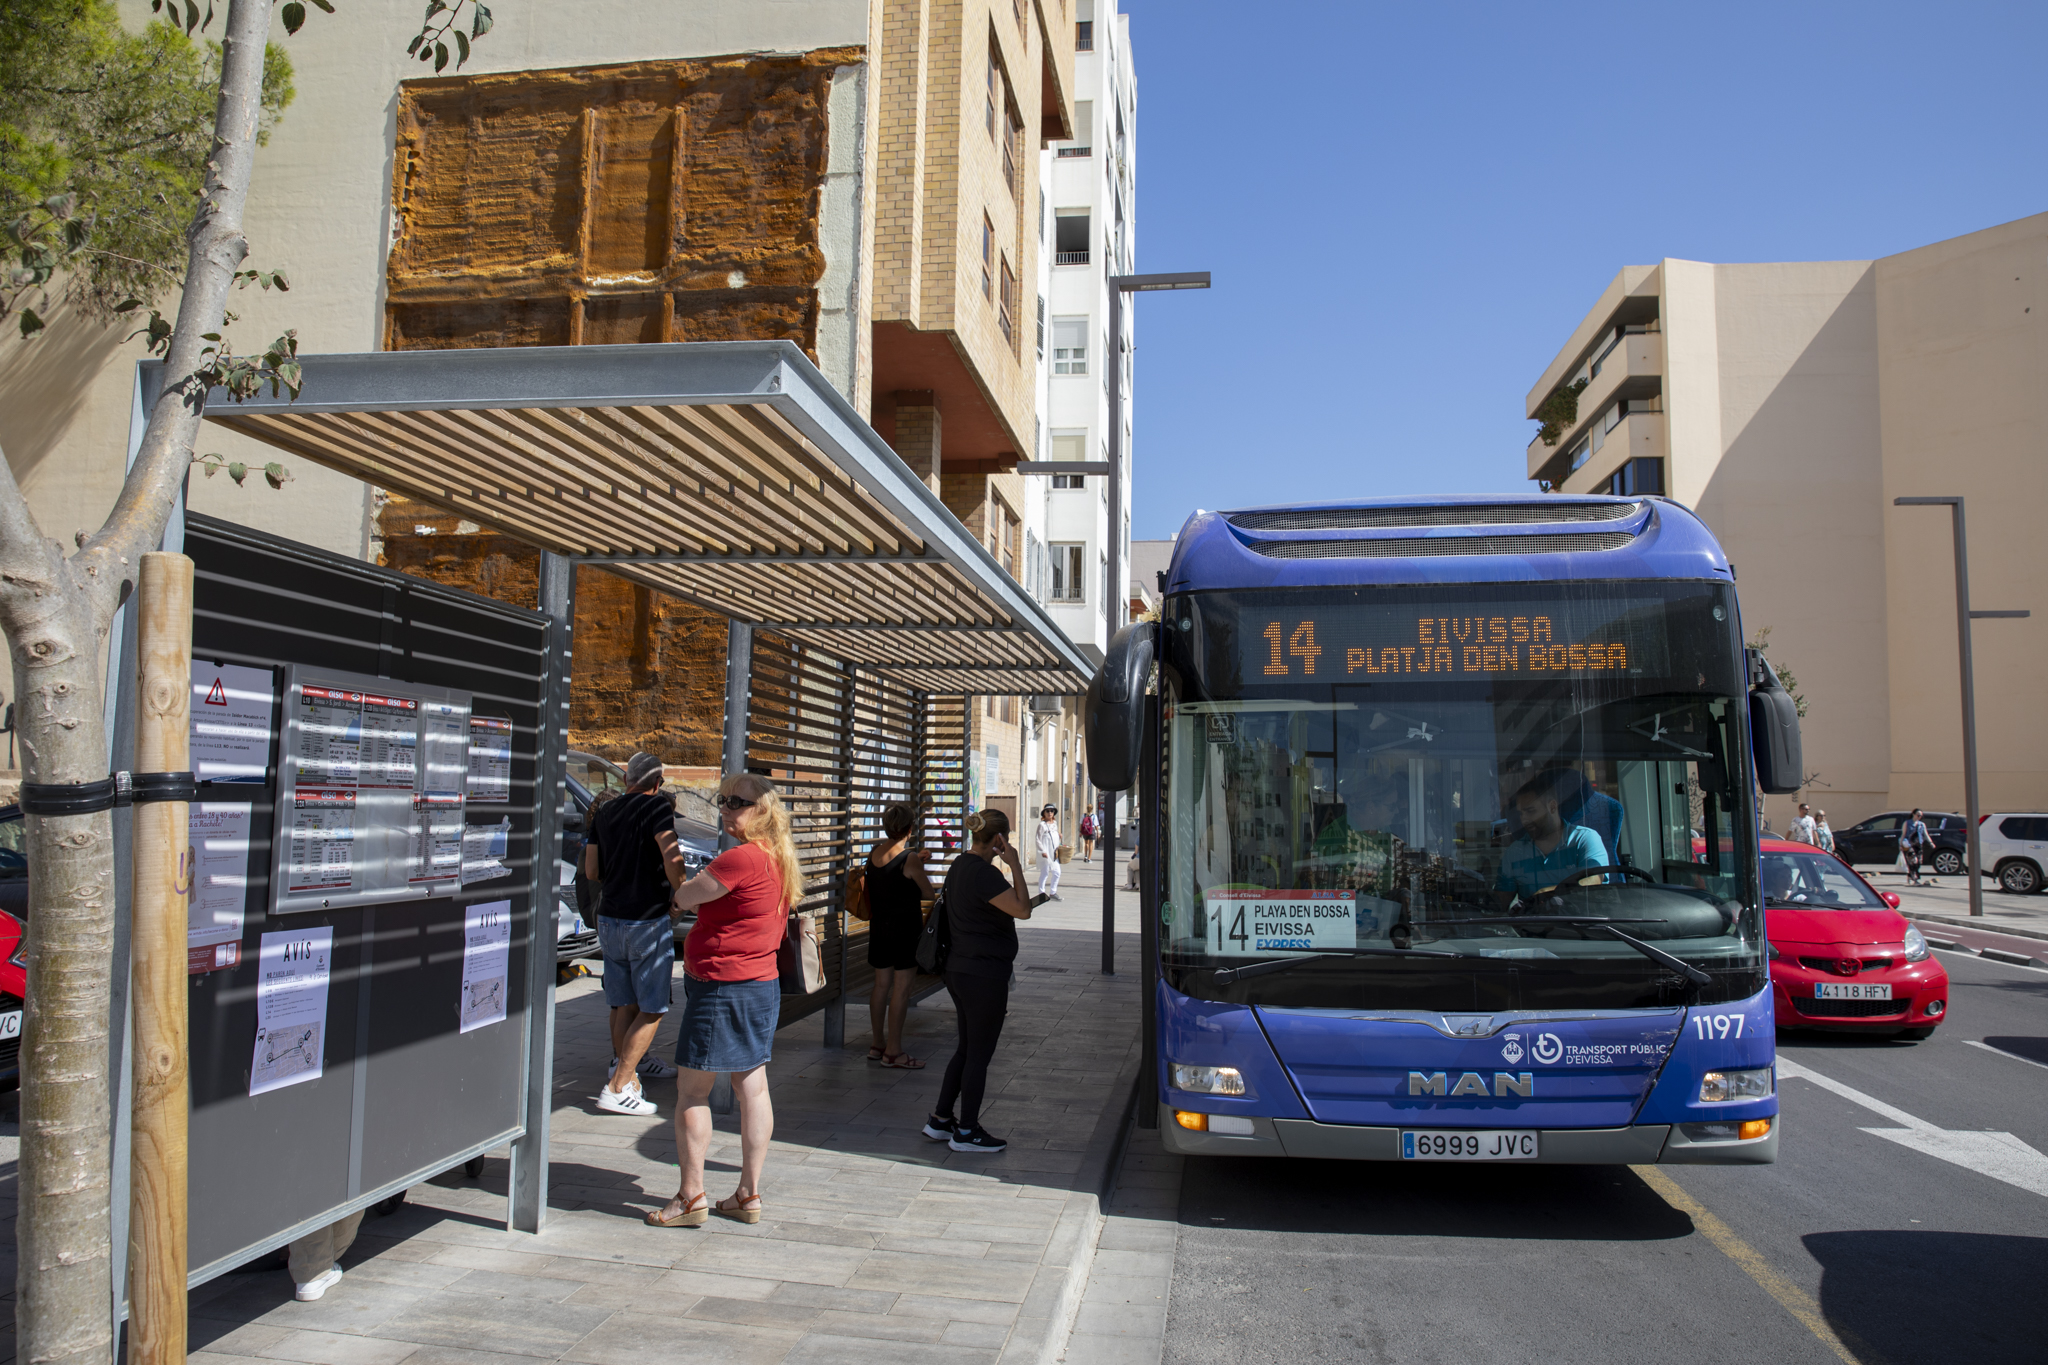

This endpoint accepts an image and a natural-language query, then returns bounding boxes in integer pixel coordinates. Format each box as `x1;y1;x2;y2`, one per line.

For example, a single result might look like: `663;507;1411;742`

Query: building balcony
1055;250;1091;266
1559;411;1666;495
1526;331;1663;477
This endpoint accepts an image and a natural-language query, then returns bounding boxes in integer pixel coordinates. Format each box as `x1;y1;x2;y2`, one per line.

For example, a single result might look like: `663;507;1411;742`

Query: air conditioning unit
1028;694;1065;716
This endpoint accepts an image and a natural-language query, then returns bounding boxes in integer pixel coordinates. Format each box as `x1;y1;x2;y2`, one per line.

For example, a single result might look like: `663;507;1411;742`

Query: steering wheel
1567;865;1658;886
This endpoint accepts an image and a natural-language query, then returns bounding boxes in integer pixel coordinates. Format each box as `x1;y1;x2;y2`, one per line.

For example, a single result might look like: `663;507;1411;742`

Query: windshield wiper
1211;946;1459;985
1413;916;1713;990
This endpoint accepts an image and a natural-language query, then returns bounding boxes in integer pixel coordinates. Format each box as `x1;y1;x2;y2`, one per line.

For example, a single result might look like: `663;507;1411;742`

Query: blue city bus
1086;495;1803;1165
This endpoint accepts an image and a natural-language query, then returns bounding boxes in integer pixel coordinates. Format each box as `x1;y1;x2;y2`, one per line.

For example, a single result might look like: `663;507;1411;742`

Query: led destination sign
1238;597;1676;683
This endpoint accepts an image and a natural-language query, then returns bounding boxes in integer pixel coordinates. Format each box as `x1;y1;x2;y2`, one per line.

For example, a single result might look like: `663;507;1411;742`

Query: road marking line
1965;1038;2048;1073
1778;1055;2048;1197
1631;1165;1865;1365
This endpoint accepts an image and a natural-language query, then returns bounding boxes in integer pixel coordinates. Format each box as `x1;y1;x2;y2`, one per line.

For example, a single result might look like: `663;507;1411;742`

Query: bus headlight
1170;1064;1245;1096
1902;925;1930;962
1699;1068;1774;1102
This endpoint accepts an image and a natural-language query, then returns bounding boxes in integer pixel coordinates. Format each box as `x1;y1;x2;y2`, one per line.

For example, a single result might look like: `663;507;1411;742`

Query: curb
1980;947;2048;969
1901;908;2048;945
1004;1040;1143;1365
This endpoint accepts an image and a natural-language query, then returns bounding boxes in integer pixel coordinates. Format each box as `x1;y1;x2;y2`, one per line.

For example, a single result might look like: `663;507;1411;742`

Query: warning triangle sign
204;678;227;706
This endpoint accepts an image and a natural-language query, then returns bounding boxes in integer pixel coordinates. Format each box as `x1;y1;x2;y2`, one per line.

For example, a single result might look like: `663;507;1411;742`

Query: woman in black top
865;802;936;1068
922;808;1032;1154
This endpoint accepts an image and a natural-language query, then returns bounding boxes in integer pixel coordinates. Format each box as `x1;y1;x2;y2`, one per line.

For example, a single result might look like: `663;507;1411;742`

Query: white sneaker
597;1084;657;1116
294;1266;344;1302
612;1054;678;1079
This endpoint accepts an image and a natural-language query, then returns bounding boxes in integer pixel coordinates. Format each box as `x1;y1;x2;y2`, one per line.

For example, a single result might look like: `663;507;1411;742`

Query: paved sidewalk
1059;1125;1183;1365
1854;869;2048;966
156;863;1143;1365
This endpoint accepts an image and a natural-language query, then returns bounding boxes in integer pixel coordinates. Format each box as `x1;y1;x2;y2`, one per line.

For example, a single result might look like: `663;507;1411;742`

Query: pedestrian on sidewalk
1079;808;1097;862
923;807;1033;1155
1035;804;1063;902
286;1210;363;1301
1787;802;1817;846
647;773;806;1227
586;752;683;1116
1902;808;1933;886
865;801;935;1070
1814;810;1835;855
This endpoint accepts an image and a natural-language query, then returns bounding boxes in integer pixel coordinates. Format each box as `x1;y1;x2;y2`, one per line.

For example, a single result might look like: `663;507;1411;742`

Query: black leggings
936;970;1010;1129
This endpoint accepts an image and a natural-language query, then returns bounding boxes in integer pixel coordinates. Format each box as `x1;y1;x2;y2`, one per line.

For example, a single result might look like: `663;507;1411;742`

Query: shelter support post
711;622;753;1115
127;552;195;1364
823;660;858;1052
511;552;575;1232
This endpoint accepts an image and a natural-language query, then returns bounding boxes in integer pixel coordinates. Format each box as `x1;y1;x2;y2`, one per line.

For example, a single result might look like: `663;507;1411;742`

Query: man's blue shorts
597;915;675;1014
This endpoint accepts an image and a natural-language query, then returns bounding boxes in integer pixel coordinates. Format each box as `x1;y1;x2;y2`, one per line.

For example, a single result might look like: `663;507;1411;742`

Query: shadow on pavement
1978;1035;2048;1066
1807;1230;2048;1365
1177;1154;1694;1241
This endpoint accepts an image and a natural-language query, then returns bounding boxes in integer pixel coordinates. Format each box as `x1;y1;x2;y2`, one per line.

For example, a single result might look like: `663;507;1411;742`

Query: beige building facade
1525;213;2048;828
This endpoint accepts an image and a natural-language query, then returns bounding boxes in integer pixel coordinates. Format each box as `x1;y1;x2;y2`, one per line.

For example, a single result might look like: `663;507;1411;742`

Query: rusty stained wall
386;50;862;350
377;498;730;765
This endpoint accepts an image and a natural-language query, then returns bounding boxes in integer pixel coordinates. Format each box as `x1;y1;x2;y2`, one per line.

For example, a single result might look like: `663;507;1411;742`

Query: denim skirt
674;973;780;1073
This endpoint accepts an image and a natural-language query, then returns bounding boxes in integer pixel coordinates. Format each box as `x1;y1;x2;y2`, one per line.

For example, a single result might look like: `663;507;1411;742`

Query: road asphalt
1115;946;2048;1365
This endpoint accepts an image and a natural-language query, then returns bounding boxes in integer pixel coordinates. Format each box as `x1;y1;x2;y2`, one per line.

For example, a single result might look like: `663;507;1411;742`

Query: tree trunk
0;2;276;1360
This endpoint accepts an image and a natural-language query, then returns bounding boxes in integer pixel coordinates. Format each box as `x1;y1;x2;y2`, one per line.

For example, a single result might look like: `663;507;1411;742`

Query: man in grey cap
584;752;682;1114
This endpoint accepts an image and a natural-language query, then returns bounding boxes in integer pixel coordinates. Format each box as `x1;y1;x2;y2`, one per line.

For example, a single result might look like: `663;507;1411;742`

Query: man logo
1408;1071;1534;1098
1532;1032;1564;1065
1501;1034;1524;1065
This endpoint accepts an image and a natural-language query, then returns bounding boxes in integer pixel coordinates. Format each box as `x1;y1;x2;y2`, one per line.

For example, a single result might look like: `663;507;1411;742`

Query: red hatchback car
1763;838;1948;1038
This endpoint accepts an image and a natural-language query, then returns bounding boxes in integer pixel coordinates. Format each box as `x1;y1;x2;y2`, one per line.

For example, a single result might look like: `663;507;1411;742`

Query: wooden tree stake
127;552;194;1364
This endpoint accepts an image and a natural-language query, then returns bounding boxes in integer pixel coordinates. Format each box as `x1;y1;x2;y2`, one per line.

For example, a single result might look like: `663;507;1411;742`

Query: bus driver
1495;775;1612;904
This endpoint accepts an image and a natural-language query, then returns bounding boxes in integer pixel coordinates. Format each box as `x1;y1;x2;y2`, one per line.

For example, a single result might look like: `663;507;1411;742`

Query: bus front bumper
1159;1105;1778;1165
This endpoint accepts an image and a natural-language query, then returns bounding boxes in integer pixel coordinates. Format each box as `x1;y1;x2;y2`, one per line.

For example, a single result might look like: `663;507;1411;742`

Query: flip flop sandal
715;1193;764;1224
866;1046;886;1061
882;1051;927;1070
646;1191;709;1228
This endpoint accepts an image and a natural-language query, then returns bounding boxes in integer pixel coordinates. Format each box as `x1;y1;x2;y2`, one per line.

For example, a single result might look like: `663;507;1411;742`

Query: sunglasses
717;795;758;812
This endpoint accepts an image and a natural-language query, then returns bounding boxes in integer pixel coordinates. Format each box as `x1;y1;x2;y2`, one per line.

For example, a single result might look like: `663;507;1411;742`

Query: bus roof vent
1228;501;1640;532
1249;531;1636;559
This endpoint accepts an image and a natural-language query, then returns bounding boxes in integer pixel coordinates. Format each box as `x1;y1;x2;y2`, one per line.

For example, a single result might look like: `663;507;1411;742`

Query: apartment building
1523;213;2048;827
1;0;1087;774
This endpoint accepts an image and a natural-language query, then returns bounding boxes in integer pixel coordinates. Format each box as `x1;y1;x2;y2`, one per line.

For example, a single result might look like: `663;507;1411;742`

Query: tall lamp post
1894;496;2029;918
1101;270;1210;976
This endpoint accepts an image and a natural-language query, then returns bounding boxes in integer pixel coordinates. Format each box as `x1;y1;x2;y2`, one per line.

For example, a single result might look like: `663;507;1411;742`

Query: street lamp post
1102;270;1210;976
1894;496;2029;918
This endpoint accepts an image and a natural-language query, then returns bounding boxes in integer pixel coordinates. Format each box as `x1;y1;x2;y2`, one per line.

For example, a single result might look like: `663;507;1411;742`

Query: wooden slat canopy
153;341;1095;695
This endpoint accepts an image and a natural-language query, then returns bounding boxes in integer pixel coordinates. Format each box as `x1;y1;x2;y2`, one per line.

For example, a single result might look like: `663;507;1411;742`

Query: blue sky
1117;1;2048;539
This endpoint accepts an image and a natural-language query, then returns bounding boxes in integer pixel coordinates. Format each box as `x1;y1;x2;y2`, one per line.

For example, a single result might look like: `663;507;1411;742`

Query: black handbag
914;888;950;975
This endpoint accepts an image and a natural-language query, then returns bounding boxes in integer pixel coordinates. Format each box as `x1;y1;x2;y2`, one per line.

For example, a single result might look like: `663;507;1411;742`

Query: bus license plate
1814;983;1891;1000
0;1011;19;1040
1401;1130;1538;1161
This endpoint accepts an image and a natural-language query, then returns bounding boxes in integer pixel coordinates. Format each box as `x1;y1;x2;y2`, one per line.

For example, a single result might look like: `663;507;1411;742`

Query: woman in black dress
865;802;936;1068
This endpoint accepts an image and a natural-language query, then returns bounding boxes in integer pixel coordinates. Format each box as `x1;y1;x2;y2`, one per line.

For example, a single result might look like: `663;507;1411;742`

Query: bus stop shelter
118;340;1094;1303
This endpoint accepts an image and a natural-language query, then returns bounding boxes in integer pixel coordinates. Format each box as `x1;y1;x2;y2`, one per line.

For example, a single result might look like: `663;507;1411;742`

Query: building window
1052;317;1087;374
1567;436;1590;472
1036;295;1046;357
1607;458;1664;497
1059;100;1092;158
982;214;994;300
1051;430;1086;488
1050;543;1086;602
1039;188;1046;242
1054;209;1089;266
1002;105;1022;197
999;505;1019;578
1077;0;1095;50
986;40;999;140
998;253;1018;348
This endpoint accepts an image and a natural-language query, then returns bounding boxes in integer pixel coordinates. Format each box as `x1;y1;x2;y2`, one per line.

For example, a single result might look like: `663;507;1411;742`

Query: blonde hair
962;807;1011;846
723;773;807;907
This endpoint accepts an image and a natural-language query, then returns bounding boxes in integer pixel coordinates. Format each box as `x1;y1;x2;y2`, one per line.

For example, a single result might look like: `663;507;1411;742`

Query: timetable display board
1238;595;1675;683
268;664;473;913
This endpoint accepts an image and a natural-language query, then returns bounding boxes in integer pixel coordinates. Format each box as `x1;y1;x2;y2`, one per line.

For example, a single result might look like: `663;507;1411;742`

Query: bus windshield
1158;580;1763;1011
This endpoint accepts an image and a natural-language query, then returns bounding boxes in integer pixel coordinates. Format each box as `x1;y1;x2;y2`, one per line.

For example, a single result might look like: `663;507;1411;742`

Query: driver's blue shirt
1495;824;1611;897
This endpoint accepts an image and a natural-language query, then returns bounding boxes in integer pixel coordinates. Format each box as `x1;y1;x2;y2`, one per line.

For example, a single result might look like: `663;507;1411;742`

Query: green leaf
454;29;468;65
420;44;434;61
201;331;221;340
282;2;305;34
227;462;247;485
263;462;292;488
114;298;144;313
272;272;290;292
407;33;425;54
425;0;449;17
18;309;45;339
472;3;492;36
184;0;199;34
434;40;448;73
308;0;335;11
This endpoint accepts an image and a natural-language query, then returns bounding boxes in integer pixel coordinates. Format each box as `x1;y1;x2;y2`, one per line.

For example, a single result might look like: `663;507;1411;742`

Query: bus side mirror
1085;622;1156;792
1749;652;1802;794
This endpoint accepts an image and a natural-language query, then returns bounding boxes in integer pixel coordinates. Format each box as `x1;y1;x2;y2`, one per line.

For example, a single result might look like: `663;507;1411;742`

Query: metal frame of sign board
269;664;473;914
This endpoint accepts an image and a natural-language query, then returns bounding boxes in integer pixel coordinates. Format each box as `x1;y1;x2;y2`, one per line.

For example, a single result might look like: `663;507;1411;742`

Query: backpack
913;885;950;975
1080;813;1097;839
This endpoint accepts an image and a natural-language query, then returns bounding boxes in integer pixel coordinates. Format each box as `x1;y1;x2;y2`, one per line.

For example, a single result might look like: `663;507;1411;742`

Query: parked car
1832;810;1969;876
1762;838;1948;1039
0;805;27;1089
1976;813;2048;894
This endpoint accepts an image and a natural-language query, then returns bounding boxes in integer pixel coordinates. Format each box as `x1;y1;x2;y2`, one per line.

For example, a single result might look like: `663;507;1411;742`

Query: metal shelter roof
154;341;1093;696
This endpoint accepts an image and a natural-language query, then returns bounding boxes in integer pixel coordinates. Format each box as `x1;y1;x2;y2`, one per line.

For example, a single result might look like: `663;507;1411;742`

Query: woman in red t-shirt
645;774;805;1228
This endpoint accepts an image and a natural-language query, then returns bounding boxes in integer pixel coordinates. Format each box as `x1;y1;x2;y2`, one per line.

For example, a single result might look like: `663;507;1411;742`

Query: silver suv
1977;814;2048;894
